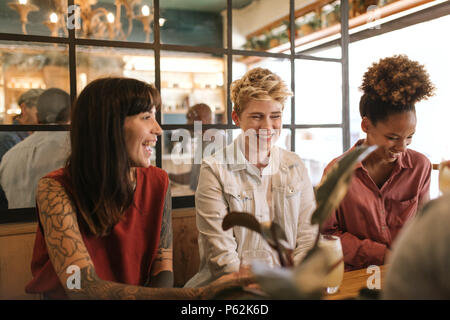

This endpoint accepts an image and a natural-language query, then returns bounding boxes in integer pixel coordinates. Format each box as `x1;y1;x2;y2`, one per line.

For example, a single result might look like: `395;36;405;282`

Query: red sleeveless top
25;167;169;299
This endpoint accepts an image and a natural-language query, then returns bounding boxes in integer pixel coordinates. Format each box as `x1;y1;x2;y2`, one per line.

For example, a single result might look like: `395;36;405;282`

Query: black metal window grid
1;0;448;223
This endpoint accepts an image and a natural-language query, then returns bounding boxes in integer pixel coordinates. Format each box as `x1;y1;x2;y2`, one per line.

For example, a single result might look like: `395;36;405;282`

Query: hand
197;269;255;300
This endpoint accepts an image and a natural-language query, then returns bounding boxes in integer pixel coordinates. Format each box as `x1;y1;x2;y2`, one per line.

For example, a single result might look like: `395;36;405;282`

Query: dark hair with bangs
67;77;161;236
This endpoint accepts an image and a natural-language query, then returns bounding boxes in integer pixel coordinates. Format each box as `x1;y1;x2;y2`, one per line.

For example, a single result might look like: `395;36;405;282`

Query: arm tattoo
159;185;172;249
148;247;173;287
38;178;198;300
37;178;92;277
68;265;196;300
147;185;174;287
154;248;173;262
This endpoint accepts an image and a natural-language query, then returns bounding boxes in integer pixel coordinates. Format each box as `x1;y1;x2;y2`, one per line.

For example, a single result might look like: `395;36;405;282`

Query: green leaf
310;145;377;225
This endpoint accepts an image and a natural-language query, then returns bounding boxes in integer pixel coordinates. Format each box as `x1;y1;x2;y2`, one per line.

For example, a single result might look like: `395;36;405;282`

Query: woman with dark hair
25;77;250;299
321;55;435;271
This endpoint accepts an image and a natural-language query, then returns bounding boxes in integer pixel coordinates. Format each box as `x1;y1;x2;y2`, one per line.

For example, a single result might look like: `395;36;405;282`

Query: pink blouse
321;140;431;271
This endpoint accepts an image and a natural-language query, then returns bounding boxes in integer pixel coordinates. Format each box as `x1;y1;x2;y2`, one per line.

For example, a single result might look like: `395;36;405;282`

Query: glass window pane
349;14;450;160
295;128;343;186
165;126;291;196
0;40;69;124
294;0;342;59
295;59;342;124
161;51;226;124
275;128;292;151
297;44;342;60
232;56;292;124
347;14;450;199
164;128;229;197
161;0;224;48
1;0;68;37
76;46;155;94
232;0;290;52
75;0;155;43
0;131;70;209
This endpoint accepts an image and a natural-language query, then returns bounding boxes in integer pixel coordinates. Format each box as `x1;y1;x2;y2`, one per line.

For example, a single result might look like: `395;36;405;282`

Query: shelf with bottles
161;71;224;88
5;78;46;91
160;70;225;116
161;86;224;92
1;66;49;124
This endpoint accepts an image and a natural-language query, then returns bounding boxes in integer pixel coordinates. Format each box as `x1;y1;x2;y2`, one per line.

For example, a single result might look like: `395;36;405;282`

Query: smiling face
362;111;417;163
232;99;283;163
123;107;162;168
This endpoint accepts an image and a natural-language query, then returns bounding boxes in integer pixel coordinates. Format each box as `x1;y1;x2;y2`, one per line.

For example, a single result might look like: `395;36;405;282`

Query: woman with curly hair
322;55;435;271
185;68;317;287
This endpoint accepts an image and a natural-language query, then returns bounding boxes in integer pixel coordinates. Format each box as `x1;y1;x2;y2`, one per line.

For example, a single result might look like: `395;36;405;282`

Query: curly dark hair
359;54;435;124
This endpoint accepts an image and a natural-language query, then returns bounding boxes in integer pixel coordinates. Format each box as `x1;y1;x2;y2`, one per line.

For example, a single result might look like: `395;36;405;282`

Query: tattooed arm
146;185;174;288
37;178;199;300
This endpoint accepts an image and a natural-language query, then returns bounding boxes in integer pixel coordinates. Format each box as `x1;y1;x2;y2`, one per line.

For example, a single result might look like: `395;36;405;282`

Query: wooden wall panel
0;209;200;298
172;208;200;287
0;222;39;300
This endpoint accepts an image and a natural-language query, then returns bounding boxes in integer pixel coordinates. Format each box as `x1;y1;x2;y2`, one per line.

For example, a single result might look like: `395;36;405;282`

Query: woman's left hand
198;269;255;300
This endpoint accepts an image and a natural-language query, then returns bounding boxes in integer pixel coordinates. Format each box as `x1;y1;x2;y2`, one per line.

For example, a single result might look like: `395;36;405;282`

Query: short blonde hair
230;67;292;115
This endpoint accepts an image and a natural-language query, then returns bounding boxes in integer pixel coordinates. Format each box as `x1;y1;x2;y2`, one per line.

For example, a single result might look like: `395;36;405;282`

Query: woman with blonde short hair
185;68;317;287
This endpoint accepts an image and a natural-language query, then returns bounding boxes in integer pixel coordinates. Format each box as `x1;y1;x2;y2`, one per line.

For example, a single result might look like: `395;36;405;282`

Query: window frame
1;0;447;223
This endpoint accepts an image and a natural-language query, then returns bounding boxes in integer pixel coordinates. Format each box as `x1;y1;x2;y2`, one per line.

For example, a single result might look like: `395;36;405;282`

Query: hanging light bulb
49;12;58;23
107;12;115;23
142;5;150;16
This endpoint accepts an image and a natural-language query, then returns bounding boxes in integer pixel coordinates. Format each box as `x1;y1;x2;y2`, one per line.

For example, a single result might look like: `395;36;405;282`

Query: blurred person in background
0;88;71;209
168;103;217;191
0;88;44;162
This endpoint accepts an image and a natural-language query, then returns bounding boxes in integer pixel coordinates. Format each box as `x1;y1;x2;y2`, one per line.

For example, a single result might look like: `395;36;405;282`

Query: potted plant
355;0;378;16
220;145;377;299
307;14;322;31
255;33;270;50
300;22;314;36
326;3;341;27
268;33;279;48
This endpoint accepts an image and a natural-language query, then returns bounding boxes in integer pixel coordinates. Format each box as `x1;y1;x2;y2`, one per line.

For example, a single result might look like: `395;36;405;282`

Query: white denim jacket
184;135;318;287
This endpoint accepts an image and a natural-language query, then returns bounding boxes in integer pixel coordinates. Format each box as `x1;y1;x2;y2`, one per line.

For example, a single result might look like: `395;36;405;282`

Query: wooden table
324;265;386;300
